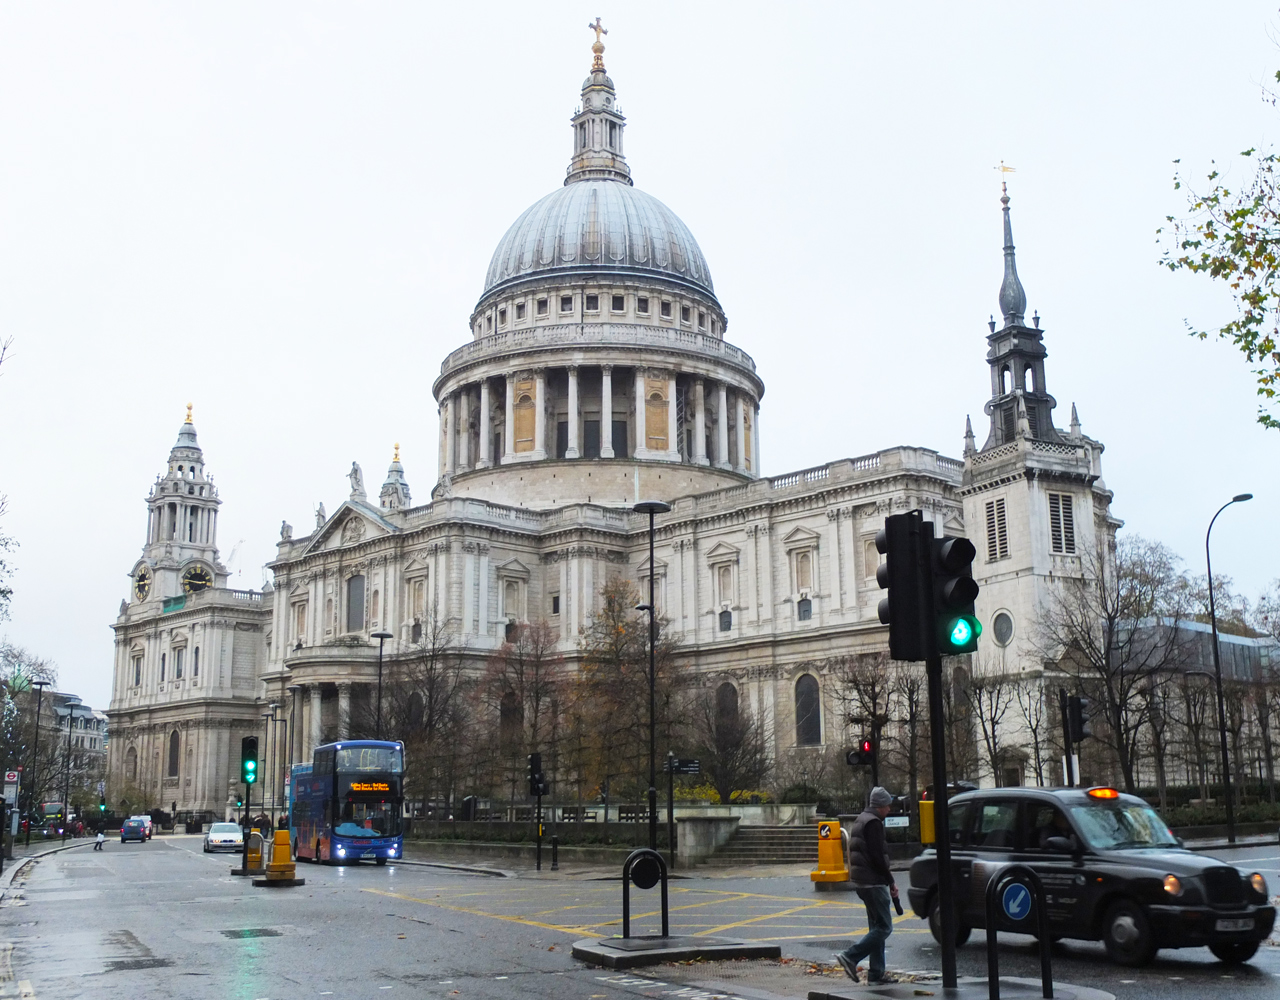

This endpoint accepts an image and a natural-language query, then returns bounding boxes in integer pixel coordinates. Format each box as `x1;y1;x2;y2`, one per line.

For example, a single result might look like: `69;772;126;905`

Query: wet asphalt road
0;836;1275;999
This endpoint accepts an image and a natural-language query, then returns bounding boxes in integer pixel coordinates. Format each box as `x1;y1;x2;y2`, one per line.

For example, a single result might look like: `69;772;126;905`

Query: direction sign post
984;865;1053;1000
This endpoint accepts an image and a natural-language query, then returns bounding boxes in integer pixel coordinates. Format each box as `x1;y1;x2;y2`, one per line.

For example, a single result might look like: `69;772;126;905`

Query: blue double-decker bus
289;739;404;865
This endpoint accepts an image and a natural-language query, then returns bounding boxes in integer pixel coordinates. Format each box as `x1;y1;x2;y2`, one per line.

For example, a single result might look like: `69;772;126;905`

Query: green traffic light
950;618;973;646
245;760;256;771
941;614;982;653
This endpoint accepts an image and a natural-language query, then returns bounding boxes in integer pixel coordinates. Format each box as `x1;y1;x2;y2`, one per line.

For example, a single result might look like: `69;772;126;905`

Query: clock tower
131;405;228;603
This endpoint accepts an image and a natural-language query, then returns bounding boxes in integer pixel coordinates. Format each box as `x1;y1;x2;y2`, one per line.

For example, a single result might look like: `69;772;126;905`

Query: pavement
0;835;1274;999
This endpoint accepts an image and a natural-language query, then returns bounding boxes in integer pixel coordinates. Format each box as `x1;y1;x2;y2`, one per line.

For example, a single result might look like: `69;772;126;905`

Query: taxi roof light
1087;786;1120;799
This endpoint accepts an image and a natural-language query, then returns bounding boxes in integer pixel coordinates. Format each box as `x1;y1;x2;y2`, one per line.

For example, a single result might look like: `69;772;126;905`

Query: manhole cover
106;959;172;971
221;928;283;939
802;939;855;950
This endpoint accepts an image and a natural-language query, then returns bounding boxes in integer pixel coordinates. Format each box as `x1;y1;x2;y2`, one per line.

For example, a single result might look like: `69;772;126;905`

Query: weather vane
995;161;1016;191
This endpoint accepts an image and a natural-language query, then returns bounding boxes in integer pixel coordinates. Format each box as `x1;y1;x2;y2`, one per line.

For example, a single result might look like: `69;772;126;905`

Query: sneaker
834;954;858;981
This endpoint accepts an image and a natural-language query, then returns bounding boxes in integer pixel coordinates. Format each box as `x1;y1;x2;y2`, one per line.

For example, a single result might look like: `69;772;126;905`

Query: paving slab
808;975;1115;1000
573;933;783;969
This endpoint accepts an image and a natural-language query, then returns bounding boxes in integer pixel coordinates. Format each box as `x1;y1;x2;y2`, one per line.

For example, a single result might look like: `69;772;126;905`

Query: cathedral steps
702;824;820;865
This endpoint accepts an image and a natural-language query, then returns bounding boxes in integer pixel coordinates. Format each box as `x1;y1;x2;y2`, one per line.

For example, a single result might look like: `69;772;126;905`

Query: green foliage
1162;135;1280;429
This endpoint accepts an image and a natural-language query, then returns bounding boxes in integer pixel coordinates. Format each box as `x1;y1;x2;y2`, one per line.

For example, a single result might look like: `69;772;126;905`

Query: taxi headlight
1163;874;1183;897
1249;872;1268;897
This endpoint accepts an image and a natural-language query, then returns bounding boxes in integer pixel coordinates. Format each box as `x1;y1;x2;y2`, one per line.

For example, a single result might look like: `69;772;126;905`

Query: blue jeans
839;885;893;981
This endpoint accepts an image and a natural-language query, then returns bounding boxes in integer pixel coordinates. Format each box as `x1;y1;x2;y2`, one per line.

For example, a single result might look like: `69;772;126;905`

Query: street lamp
1206;492;1251;844
262;710;276;827
55;698;80;845
371;631;393;740
287;684;302;774
24;680;50;847
633;498;671;852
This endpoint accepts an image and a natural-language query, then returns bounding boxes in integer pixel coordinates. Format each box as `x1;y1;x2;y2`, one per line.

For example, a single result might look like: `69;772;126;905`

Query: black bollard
551;835;558;871
984;864;1053;1000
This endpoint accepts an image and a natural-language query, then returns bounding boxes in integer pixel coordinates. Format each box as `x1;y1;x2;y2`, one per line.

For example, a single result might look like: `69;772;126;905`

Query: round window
993;612;1014;646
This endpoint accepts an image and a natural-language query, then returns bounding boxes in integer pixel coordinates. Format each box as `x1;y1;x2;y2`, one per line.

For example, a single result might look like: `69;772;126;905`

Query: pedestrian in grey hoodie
836;786;899;984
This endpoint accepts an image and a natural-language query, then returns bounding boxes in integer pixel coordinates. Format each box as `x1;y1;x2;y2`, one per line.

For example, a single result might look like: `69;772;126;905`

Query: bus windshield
336;746;403;774
334;798;402;838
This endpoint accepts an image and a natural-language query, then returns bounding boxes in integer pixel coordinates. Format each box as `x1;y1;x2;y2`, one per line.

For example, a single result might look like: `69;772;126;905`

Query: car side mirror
1044;835;1077;853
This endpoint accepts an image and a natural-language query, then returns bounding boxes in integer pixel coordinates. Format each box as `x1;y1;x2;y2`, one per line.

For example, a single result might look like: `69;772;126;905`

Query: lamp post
287;685;302;795
262;710;275;827
57;700;80;844
1205;493;1252;845
372;631;393;740
24;680;50;847
633;499;671;852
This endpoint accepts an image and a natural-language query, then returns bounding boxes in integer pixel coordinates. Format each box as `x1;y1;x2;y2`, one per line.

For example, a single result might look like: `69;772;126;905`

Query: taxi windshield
1069;802;1178;850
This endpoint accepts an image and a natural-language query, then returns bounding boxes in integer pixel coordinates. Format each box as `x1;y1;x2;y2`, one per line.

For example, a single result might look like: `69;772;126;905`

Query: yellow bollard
810;819;849;884
253;829;305;887
246;828;263;870
919;800;935;845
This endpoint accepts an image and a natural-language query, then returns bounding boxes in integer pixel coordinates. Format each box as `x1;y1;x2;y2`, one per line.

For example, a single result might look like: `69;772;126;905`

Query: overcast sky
2;2;1278;709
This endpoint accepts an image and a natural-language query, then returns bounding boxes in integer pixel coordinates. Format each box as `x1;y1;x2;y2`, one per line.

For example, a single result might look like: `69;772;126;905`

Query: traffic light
527;753;548;797
240;735;258;785
846;738;875;767
876;513;925;661
1068;695;1092;742
236;795;244;809
930;534;981;655
98;796;105;813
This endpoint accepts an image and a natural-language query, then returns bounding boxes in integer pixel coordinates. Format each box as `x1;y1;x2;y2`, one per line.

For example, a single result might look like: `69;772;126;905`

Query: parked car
120;819;147;844
908;785;1275;966
203;822;244;853
128;814;153;840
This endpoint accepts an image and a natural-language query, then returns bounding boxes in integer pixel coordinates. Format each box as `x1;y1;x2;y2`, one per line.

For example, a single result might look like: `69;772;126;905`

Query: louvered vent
985;498;1009;562
1049;493;1076;554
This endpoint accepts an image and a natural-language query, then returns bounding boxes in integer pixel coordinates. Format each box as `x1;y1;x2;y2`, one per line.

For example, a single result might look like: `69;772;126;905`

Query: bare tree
1037;536;1193;793
687;683;772;804
966;671;1017;786
1012;675;1053;787
890;664;925;817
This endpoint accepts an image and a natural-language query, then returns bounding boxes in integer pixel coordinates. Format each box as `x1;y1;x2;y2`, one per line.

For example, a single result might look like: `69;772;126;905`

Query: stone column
735;393;747;472
533;369;547;459
445;393;457;475
752;400;762;478
693;379;708;465
458;388;471;470
337;682;352;740
477;379;492;468
309;684;322;756
566;366;580;459
634;369;646;455
667;372;679;459
600;366;615;458
716;382;730;470
503;375;515;464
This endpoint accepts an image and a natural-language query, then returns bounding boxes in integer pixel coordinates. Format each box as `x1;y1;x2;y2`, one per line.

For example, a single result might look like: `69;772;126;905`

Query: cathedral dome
482;179;715;300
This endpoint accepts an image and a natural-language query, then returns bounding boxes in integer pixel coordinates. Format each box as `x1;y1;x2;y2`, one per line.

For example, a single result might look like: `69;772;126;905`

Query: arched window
346;575;366;632
716;683;738;727
1000;366;1012;394
125;746;138;782
795;551;812;591
795;674;821;746
167;731;180;777
1023;366;1034;391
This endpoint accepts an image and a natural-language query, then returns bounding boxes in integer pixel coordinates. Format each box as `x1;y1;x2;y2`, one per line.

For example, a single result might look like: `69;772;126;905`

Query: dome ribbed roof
482;180;715;299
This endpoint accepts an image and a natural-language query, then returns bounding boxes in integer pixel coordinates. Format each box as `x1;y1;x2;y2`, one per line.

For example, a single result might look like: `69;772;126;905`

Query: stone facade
107;40;1116;805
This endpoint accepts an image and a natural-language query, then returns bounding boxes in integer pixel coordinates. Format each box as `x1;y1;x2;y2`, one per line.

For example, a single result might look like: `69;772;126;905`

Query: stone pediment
704;541;740;563
637;554;668;574
495;557;530;579
302;501;395;555
782;525;821;548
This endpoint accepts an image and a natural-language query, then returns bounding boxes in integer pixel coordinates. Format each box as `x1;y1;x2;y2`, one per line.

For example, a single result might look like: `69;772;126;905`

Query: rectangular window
559;295;572;313
294;603;307;640
556;420;568;459
551;593;560;616
346;575;366;632
486;315;493;332
515;302;526;320
661;300;672;319
637;296;649;314
585;294;599;311
193;646;199;678
611;419;628;459
537;297;549;316
611;294;625;312
132;656;142;686
583;419;601;459
698;311;706;329
498;307;507;326
680;305;691;323
1049;493;1076;554
160;653;166;683
985;497;1009;562
174;648;184;679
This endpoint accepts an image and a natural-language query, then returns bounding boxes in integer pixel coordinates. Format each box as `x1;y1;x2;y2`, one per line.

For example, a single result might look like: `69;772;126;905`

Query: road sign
818;822;833;839
664;758;700;775
2;784;16;805
885;816;909;828
1001;881;1033;923
3;771;18;785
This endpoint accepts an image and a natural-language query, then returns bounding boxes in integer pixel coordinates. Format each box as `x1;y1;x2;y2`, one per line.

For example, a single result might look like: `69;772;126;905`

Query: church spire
998;182;1027;328
380;443;412;511
565;20;632;186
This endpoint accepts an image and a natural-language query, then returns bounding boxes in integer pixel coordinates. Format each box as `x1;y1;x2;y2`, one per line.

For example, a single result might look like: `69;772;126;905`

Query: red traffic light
861;740;872;753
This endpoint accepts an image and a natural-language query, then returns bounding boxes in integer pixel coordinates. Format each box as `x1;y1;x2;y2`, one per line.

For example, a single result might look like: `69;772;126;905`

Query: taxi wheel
1209;941;1259;964
928;895;972;947
1102;899;1156;966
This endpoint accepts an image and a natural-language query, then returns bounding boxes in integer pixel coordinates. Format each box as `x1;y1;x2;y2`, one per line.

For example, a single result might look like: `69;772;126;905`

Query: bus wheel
376;856;387;866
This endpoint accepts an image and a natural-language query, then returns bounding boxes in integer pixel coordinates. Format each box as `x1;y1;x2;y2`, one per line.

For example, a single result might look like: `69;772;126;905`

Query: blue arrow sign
1002;882;1032;922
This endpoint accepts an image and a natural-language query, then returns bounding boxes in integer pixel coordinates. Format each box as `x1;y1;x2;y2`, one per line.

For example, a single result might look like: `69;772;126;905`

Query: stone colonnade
438;365;760;477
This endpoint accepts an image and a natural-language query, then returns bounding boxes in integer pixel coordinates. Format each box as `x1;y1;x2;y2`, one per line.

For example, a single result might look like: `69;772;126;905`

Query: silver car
203;822;244;853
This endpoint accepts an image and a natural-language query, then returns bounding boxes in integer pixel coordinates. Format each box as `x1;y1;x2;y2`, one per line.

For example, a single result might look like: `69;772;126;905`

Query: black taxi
907;786;1275;966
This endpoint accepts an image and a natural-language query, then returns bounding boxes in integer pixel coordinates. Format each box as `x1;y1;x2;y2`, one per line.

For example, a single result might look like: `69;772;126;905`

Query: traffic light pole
241;780;250;871
1058;688;1075;788
913;513;958;990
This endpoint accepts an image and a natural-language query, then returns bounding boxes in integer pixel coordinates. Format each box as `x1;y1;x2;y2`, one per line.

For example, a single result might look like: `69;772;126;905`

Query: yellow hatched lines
364;882;923;943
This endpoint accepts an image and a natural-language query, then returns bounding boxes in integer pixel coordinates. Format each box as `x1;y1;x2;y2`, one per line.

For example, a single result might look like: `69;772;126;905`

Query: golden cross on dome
185;402;193;424
588;17;607;71
588;17;607;44
393;442;400;462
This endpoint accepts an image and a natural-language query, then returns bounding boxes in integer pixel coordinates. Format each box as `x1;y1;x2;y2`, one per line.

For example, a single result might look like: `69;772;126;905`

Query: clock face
182;565;213;594
134;568;151;601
